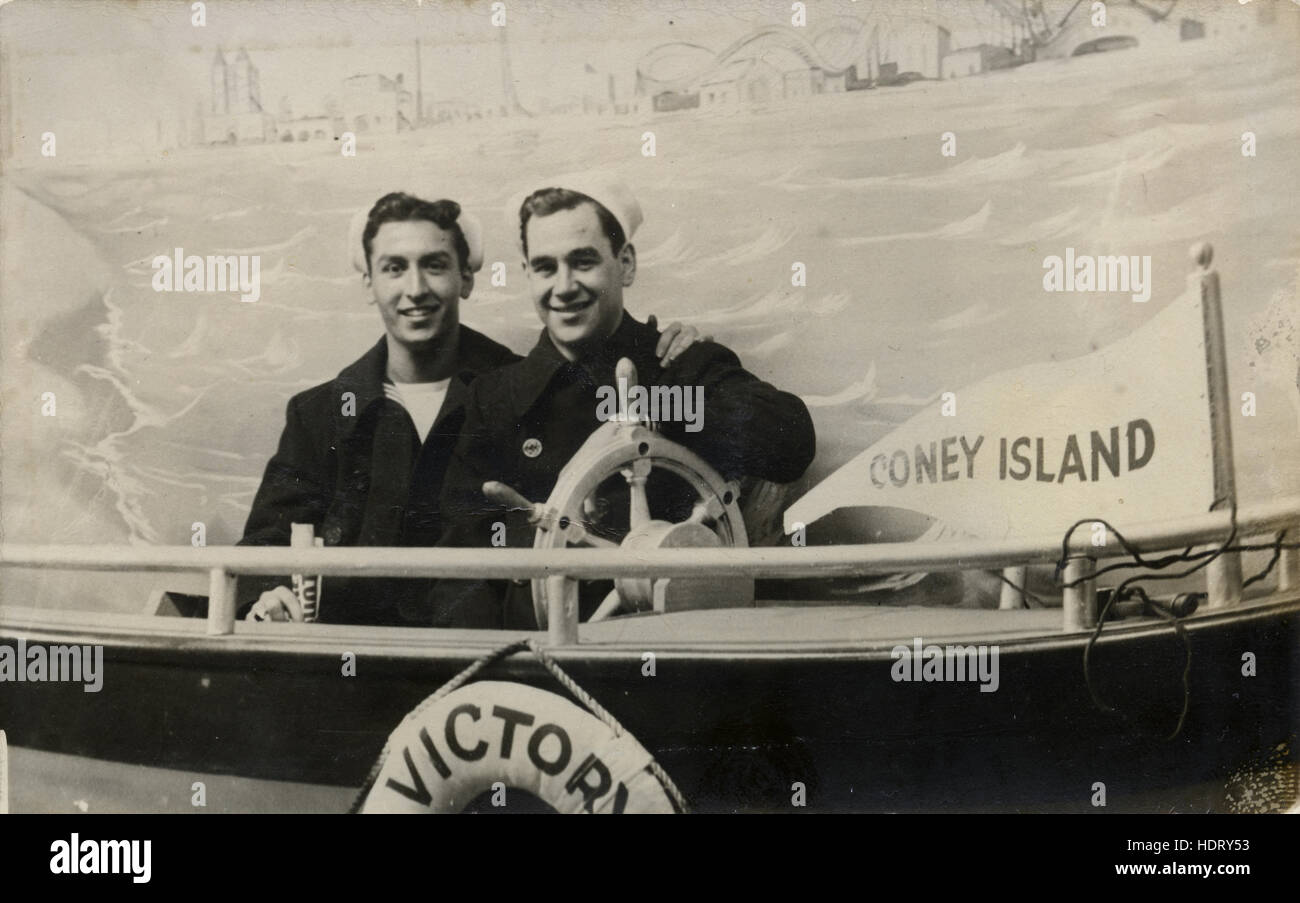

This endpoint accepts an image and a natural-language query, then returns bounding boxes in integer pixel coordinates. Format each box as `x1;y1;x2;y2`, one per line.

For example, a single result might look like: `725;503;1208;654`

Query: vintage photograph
0;0;1297;819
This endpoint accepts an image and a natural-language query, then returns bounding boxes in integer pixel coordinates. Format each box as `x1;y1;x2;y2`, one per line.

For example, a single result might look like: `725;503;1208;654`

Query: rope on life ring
349;638;689;814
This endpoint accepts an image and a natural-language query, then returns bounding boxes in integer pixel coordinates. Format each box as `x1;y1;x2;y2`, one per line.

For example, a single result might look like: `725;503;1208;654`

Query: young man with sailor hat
432;174;817;629
238;190;702;625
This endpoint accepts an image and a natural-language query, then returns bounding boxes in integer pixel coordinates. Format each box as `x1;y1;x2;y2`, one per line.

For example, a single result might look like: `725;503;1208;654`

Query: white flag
786;286;1216;539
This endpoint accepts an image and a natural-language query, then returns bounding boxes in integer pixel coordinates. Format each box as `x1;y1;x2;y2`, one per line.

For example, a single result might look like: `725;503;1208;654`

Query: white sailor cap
348;196;485;274
508;173;643;255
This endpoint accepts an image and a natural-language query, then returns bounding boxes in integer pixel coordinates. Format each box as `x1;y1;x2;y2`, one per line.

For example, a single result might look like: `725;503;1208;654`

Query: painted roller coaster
635;0;1182;94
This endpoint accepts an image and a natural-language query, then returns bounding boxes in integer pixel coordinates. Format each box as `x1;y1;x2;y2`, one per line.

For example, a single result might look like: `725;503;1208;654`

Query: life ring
360;681;677;814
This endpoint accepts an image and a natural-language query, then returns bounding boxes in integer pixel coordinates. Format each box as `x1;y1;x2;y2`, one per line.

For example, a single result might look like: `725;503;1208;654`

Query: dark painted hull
2;597;1297;813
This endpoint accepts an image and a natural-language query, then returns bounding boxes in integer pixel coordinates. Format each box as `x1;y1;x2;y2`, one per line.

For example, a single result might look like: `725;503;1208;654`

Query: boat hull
2;596;1296;813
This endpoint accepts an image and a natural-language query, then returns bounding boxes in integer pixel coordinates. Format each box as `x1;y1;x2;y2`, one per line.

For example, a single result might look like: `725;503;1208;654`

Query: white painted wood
999;566;1027;610
1;495;1295;580
1062;557;1097;632
206;568;237;636
1192;243;1243;609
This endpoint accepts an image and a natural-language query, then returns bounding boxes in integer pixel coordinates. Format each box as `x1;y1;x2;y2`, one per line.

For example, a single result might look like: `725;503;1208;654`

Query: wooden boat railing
1;494;1297;644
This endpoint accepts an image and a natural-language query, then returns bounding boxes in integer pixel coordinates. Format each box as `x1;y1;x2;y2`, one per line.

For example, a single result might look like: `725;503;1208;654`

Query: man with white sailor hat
237;190;706;626
432;175;817;629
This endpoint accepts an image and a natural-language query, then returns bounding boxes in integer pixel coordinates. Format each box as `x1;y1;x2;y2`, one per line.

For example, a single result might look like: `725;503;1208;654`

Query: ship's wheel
484;359;755;630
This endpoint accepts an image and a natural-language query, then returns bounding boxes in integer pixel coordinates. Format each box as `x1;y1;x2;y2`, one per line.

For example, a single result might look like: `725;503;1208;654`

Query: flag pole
1192;242;1243;608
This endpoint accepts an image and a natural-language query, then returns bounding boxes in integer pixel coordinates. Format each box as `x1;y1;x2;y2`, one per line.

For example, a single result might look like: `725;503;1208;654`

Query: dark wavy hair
519;187;626;259
361;192;470;274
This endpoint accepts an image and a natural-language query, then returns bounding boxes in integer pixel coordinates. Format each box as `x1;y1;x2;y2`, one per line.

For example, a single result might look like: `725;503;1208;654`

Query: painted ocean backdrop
2;36;1297;610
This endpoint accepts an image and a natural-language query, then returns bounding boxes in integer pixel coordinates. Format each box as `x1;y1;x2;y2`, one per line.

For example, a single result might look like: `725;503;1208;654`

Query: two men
238;190;701;624
432;177;816;628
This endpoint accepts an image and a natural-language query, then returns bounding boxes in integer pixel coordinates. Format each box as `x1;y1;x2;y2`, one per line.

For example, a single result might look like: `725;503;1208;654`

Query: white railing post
207;567;237;635
1192;243;1243;609
999;565;1027;610
1280;522;1300;593
546;575;579;645
1062;556;1097;632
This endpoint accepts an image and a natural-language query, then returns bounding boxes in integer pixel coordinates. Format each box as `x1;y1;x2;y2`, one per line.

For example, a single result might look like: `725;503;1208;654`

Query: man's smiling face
365;220;471;351
524;202;635;359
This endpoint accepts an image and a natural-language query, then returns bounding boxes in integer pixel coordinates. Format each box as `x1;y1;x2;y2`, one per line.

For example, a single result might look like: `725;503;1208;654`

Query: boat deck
578;590;1298;651
581;604;1067;647
3;589;1295;658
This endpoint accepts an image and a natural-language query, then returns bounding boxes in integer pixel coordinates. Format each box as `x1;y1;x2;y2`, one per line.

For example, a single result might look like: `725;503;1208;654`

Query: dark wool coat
236;327;520;625
433;313;817;629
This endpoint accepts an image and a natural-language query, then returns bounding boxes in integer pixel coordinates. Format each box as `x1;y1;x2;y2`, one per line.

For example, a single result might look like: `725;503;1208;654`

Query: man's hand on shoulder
245;585;304;622
647;314;712;368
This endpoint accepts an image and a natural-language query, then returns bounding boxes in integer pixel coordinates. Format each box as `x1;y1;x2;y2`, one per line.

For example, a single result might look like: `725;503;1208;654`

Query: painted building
209;49;228;115
781;66;824;98
341;73;414;133
202;47;273;144
936;0;1030;51
858;18;952;82
277;116;338;143
941;43;1019;79
698;59;754;108
652;91;700;112
695;38;830;108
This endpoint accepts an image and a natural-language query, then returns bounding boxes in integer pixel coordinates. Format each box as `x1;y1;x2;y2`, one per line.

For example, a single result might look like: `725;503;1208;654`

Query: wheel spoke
575;532;618;549
622;458;653;530
629;479;650;527
558;517;620;549
688;494;725;524
588;588;624;622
